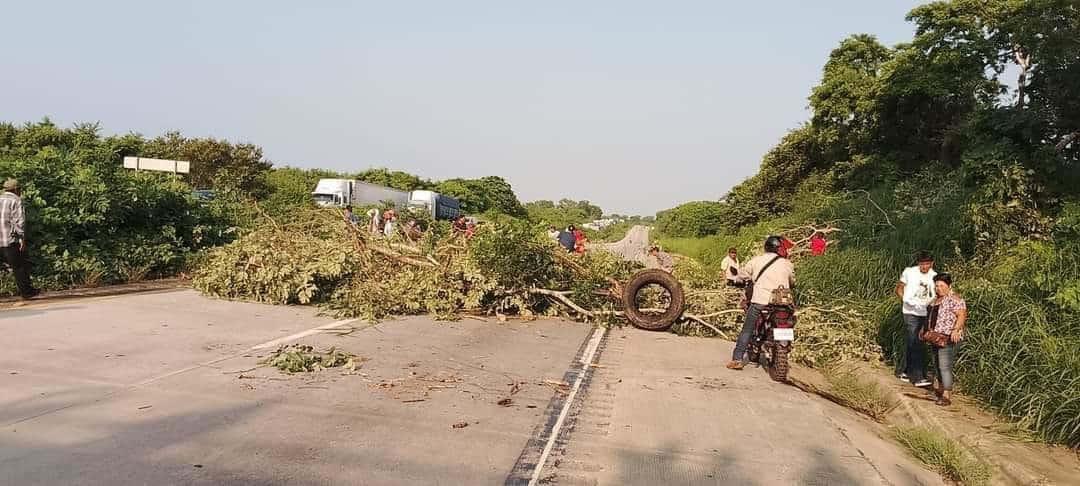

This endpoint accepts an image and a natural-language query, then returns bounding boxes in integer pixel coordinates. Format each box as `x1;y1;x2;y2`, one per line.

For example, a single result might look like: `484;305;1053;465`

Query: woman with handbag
923;273;967;406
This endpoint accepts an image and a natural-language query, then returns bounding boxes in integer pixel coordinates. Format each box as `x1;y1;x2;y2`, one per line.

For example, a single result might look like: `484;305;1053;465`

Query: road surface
595;225;651;265
1;290;940;485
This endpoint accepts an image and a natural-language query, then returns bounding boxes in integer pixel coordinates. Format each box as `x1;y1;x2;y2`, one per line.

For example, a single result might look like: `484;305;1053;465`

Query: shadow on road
610;440;876;485
0;306;84;320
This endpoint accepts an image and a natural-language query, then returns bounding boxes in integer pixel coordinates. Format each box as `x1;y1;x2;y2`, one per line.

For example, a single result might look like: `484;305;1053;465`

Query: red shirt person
810;232;827;256
573;228;587;254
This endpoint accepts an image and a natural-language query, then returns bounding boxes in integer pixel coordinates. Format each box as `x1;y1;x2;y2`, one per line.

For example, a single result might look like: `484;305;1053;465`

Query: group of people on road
722;235;966;407
552;225;587;254
1;179;39;301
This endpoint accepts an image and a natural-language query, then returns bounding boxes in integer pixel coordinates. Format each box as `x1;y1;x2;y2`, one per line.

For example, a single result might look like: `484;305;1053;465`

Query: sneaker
898;373;910;383
914;379;933;388
725;360;745;371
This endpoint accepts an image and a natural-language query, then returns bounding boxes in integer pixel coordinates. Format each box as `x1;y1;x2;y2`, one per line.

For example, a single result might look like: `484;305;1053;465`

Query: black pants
2;243;33;298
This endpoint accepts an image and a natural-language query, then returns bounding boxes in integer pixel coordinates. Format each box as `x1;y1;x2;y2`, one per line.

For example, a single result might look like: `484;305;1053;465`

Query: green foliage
823;365;898;420
524;199;604;229
0;120;236;294
467;217;560;291
192;212;357;305
262;344;361;373
260;167;341;217
354;168;434;192
655;201;727;237
142;130;272;195
436;176;527;216
193;210;631;322
893;426;993;485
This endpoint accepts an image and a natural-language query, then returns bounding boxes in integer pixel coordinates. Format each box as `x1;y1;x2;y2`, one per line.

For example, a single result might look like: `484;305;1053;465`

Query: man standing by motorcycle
727;236;795;370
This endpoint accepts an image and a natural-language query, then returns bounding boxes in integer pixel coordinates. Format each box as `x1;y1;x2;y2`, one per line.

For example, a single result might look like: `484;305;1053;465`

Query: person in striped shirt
1;179;38;300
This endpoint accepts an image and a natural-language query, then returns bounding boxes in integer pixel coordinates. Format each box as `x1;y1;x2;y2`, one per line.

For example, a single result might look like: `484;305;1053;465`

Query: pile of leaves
193;209;640;321
262;344;362;373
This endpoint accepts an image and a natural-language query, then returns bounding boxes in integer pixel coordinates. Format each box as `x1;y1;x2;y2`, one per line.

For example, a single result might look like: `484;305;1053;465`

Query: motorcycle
746;304;796;382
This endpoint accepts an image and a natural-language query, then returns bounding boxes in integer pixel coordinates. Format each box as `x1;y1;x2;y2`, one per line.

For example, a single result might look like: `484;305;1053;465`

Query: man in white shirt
720;247;742;287
895;251;937;387
727;236;794;370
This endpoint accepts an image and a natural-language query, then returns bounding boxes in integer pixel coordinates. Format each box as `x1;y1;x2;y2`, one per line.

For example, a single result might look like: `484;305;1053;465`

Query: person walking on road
649;245;675;273
720;247;743;287
926;273;967;406
727;236;794;370
895;251;937;388
1;179;38;301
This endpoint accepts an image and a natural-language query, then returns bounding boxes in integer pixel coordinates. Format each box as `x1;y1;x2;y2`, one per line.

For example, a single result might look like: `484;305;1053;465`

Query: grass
893;426;993;486
823;365;898;420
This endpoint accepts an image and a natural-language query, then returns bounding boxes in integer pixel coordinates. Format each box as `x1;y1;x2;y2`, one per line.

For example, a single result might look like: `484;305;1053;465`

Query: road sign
123;156;191;174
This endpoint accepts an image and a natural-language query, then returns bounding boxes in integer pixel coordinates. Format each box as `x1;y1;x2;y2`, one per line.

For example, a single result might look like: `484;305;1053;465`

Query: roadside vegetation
893;426;993;486
822;365;897;421
657;0;1080;447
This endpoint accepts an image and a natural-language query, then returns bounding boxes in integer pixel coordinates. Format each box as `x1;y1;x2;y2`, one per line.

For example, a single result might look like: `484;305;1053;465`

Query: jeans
902;313;929;382
933;343;958;391
2;243;34;298
732;304;764;362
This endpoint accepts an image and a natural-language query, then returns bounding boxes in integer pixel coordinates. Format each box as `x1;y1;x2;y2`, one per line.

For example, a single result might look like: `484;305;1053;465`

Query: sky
2;1;923;215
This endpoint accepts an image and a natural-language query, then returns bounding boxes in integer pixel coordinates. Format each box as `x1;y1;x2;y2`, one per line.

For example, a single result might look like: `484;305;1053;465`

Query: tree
809;34;893;160
655;201;727;237
142;132;271;195
354;168;434;191
524;199;604;229
435;176;527;216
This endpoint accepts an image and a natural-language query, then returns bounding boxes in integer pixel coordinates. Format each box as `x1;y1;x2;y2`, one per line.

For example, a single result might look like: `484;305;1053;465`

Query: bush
0;121;238;294
823;365;897;420
655;201;728;237
893;426;992;485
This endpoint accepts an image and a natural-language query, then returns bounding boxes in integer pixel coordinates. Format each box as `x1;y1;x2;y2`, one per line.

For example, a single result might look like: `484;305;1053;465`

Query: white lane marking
528;326;607;486
250;318;360;350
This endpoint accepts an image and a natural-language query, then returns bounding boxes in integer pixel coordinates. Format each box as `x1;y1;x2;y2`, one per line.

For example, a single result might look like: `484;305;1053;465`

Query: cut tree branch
529;288;595;317
854;190;895;228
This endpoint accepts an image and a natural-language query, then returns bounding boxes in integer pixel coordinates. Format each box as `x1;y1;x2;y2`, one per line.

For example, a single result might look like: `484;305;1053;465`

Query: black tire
621;269;686;331
768;342;790;382
747;343;761;364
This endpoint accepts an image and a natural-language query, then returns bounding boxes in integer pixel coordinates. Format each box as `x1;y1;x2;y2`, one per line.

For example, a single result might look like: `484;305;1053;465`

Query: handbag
920;304;951;347
744;256;793;305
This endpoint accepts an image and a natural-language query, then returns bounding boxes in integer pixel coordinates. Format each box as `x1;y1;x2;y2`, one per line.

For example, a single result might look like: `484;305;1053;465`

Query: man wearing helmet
727;235;795;370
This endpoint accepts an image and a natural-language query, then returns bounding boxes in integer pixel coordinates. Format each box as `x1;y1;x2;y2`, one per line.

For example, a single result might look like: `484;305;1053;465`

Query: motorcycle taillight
773;312;795;328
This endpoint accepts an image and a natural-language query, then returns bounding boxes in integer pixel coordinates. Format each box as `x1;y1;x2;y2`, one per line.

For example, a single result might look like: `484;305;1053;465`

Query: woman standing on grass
926;273;967;406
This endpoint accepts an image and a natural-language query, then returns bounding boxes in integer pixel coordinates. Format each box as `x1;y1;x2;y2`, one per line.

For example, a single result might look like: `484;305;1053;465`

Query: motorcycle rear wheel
767;342;790;382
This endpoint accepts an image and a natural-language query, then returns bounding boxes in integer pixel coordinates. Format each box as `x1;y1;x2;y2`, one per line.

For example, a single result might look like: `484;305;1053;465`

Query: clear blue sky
2;1;922;215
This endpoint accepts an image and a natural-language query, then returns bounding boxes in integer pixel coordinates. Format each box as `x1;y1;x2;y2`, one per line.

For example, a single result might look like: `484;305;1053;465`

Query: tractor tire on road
621;269;685;331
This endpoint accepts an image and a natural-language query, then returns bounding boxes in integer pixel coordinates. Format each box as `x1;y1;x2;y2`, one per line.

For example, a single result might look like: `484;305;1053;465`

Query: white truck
312;179;463;221
312;179;410;208
407;190;463;221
